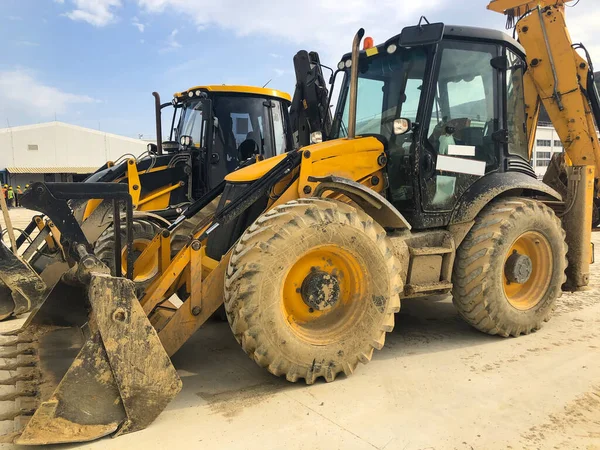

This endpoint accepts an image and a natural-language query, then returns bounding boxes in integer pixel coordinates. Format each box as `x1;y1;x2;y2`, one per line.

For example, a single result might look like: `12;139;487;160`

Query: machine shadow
168;294;502;414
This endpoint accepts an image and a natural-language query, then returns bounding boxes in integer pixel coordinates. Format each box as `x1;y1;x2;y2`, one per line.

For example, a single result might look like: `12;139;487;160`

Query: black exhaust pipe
152;92;163;155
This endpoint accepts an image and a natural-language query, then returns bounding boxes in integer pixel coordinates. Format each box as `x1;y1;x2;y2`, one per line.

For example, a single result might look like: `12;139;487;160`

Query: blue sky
0;0;597;139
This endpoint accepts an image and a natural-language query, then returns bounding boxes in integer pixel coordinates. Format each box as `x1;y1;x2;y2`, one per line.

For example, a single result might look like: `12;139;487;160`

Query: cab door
417;40;503;227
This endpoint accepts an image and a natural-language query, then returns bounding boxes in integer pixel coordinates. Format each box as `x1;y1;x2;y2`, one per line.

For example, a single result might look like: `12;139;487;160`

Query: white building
0;122;148;187
531;123;564;178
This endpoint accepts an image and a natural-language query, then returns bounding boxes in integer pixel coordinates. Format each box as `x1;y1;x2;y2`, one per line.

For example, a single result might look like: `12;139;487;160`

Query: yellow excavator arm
489;0;598;287
488;0;600;173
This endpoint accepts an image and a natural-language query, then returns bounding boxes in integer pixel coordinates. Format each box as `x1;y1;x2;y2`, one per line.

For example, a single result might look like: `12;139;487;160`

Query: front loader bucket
0;270;182;445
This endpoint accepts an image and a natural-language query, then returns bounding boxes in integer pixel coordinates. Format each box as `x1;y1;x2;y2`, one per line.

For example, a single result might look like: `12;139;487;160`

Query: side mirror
393;118;413;135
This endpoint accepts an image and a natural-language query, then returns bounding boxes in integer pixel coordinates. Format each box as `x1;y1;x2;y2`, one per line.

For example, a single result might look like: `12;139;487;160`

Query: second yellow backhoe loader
0;0;597;445
0;85;293;321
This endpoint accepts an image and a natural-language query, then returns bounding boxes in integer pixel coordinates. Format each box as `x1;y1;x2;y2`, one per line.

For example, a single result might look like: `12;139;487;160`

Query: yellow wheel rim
282;245;366;345
121;239;158;282
503;231;553;310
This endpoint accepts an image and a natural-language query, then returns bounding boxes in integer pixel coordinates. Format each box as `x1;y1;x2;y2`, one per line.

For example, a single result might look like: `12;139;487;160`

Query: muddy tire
94;218;161;292
452;197;567;337
224;198;402;384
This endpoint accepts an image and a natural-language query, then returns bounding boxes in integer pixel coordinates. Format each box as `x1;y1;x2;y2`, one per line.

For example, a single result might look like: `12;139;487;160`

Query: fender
310;175;411;229
450;171;563;225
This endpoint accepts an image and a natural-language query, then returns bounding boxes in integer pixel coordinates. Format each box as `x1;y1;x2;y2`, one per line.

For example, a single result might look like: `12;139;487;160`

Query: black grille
506;158;536;178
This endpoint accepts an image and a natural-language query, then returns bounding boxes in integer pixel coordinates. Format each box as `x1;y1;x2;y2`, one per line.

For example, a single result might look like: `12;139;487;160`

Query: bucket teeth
0;355;36;371
0;431;22;444
0;337;34;348
0;344;36;359
0;367;39;385
0;397;37;421
0;381;38;401
0;329;26;338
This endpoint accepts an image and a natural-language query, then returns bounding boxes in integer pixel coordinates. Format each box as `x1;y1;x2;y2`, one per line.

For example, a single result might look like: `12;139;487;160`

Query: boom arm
489;0;600;176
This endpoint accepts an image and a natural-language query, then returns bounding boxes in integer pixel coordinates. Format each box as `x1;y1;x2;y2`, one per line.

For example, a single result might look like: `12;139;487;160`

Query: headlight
387;44;397;54
337;61;345;70
195;90;202;96
344;59;352;68
310;131;323;144
180;135;192;146
188;91;194;98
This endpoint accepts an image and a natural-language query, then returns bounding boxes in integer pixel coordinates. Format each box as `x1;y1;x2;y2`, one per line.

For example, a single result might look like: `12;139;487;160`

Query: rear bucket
0;269;182;445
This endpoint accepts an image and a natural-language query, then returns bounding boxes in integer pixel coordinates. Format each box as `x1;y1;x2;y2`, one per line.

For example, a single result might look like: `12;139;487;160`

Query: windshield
333;47;428;140
179;99;204;147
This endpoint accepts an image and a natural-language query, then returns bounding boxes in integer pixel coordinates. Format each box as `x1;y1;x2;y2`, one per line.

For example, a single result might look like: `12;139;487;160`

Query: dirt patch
196;382;278;419
520;386;600;448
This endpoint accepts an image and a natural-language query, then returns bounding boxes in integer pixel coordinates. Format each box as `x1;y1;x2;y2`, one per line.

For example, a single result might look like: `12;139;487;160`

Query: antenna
263;79;272;88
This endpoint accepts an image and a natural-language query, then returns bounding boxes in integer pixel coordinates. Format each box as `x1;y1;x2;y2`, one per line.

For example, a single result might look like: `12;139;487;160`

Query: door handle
423;152;434;174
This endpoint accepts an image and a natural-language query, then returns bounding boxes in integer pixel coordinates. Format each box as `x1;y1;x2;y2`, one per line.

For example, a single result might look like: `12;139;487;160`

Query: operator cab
331;24;531;229
172;86;292;198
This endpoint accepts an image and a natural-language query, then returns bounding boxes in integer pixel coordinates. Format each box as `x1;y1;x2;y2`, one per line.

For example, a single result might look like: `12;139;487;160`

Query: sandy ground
0;208;599;449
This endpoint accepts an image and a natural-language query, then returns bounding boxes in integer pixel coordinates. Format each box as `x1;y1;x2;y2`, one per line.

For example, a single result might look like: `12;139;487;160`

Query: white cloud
13;41;40;47
0;69;98;118
132;16;145;32
269;53;281;59
7;16;22;21
136;0;445;61
160;28;181;53
53;0;65;4
274;68;286;77
65;0;122;27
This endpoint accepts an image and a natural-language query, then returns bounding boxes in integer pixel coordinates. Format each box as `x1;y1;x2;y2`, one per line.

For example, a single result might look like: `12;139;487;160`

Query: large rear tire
224;198;402;384
452;197;567;337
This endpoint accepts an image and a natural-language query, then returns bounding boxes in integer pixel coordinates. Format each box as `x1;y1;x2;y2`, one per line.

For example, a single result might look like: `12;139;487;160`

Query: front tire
452;197;567;337
95;218;161;291
224;198;402;384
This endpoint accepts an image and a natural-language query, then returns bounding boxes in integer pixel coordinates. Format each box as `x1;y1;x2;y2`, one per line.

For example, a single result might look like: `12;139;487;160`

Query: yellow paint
228;137;384;188
125;240;158;282
281;245;365;344
127;159;142;206
298;137;384;197
366;47;379;57
226;152;289;182
174;85;291;103
487;0;564;13
82;199;103;221
503;231;553;310
137;183;180;208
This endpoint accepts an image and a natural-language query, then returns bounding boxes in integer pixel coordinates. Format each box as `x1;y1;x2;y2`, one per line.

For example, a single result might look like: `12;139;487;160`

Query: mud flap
0;242;48;318
0;272;182;445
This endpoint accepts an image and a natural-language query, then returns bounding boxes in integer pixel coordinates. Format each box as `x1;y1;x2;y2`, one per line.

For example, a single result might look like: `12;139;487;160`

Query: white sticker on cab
437;155;485;177
447;145;476;156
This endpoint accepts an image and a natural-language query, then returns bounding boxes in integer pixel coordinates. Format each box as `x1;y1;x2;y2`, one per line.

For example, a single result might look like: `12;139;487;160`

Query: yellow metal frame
174;85;291;103
81;162;181;221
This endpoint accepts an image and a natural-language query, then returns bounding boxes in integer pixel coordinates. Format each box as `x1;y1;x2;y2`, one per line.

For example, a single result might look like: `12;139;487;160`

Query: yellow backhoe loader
0;85;293;321
0;0;597;445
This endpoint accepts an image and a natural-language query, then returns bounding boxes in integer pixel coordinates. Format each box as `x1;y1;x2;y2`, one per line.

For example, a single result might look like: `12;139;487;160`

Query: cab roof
339;24;525;63
174;85;291;103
